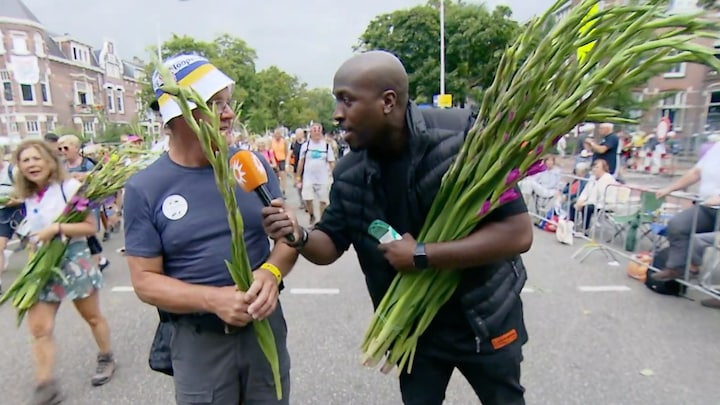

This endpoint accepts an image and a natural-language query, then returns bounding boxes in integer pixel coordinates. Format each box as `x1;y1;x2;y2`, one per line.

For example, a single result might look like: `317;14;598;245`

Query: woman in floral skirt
13;140;116;405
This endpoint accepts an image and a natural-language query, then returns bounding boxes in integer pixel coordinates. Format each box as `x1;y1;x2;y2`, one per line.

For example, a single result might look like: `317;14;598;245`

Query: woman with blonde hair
13;140;115;405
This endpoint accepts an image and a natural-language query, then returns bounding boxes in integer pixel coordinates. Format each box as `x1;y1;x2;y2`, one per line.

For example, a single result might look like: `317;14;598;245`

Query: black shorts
277;160;286;172
0;206;24;239
87;235;103;255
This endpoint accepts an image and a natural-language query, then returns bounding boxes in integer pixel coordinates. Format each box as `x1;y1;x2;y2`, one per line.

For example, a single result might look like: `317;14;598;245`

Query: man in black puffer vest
262;51;533;405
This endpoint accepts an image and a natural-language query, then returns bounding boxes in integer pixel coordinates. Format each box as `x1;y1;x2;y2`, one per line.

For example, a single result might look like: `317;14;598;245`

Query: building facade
0;0;157;145
554;0;719;139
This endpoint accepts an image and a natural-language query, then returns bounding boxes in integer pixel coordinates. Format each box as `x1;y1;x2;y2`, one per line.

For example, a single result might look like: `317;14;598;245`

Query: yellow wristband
260;262;282;284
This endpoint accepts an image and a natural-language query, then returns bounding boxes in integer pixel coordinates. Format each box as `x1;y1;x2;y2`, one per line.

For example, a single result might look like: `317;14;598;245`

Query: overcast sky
24;0;554;89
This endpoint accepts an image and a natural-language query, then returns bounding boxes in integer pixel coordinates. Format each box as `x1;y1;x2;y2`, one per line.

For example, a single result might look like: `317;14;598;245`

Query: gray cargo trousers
666;205;718;272
170;304;291;405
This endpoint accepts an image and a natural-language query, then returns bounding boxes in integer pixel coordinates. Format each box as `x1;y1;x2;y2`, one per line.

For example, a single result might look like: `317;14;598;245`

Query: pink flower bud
499;188;520;204
526;160;546;176
477;200;492;217
505;168;520;185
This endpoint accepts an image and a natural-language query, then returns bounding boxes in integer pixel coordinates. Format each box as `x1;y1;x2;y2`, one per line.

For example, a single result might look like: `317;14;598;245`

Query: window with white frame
71;44;90;64
629;92;644;119
664;51;686;77
1;70;12;103
40;80;51;104
106;87;114;112
0;30;5;54
20;84;35;103
11;32;28;54
26;120;40;134
9;122;18;135
33;33;45;57
659;91;686;130
116;89;124;113
74;81;93;105
83;121;95;136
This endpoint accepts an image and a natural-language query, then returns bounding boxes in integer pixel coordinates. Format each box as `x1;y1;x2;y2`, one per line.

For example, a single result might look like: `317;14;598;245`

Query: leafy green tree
141;33;332;133
356;1;521;106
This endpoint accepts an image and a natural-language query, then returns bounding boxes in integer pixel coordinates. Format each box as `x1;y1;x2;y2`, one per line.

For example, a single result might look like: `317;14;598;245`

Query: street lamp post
440;0;446;95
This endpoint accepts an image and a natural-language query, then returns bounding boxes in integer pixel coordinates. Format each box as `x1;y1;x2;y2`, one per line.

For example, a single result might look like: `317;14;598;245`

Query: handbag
555;218;574;245
148;310;174;376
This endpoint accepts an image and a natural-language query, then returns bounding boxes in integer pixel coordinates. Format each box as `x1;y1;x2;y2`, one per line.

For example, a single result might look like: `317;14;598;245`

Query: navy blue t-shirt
123;152;282;287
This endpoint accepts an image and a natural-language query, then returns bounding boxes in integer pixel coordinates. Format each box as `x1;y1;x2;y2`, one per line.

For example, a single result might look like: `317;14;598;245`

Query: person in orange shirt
271;128;288;195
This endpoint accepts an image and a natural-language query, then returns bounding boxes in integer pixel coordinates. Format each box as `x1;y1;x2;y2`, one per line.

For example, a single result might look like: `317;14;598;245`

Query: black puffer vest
332;103;527;347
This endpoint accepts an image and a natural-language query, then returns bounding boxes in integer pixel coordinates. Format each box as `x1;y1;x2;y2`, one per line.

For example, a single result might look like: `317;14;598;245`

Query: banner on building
9;54;40;85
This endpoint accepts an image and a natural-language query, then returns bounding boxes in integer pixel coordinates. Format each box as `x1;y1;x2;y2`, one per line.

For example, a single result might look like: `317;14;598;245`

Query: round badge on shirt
162;194;188;221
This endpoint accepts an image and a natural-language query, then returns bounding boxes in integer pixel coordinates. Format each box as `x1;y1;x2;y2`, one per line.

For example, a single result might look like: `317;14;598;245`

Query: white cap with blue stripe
152;54;234;126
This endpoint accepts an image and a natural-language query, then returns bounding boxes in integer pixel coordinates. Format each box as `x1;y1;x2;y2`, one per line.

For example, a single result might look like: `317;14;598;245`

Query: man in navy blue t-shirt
585;122;620;176
124;54;297;405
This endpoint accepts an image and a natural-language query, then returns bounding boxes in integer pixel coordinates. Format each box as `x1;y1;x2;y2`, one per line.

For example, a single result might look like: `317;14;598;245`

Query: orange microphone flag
230;150;269;192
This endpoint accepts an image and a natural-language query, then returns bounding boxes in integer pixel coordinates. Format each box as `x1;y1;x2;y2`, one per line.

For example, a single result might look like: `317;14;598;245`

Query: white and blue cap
152;53;234;126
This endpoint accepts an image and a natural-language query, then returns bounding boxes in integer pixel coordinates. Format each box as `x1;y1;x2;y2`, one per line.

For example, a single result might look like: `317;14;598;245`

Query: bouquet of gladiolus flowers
361;0;720;374
155;64;283;400
0;152;152;325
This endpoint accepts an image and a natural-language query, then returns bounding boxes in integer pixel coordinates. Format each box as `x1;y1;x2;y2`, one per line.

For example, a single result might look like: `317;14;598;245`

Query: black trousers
399;344;525;405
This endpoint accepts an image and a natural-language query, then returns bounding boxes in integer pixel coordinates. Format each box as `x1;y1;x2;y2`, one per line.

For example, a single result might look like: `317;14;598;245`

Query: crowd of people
0;133;131;404
2;50;718;405
522;122;720;309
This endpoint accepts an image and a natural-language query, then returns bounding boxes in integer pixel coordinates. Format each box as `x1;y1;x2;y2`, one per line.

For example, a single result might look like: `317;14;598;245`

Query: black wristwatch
288;227;309;250
413;242;429;270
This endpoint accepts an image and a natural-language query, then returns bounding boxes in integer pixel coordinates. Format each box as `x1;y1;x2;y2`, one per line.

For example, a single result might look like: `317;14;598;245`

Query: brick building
554;0;720;140
0;0;158;146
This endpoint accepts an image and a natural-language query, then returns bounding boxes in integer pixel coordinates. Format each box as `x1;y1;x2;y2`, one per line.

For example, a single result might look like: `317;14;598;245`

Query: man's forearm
425;213;533;270
667;168;701;193
296;160;305;180
266;242;299;278
132;272;216;314
297;229;342;265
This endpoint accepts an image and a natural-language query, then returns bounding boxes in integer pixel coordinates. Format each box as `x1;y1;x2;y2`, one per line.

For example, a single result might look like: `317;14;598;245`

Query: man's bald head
334;50;410;106
332;51;411;153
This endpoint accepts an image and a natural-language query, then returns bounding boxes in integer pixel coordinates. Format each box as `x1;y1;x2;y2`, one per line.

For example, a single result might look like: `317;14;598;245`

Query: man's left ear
381;90;397;115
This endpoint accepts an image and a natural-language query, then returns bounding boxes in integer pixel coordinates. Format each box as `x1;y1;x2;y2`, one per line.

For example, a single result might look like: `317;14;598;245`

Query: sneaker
91;352;116;386
3;249;13;270
30;379;63;405
99;258;110;272
102;232;110;242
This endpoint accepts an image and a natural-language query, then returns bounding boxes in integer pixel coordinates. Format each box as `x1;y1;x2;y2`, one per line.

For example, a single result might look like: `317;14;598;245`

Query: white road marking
521;287;535;293
111;286;135;292
290;288;340;295
578;285;632;292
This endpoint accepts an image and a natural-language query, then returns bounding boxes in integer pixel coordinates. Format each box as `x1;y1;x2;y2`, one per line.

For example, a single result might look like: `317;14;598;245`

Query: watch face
414;243;428;269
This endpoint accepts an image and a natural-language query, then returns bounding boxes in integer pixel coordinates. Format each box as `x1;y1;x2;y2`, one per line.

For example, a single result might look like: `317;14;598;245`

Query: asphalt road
1;184;719;404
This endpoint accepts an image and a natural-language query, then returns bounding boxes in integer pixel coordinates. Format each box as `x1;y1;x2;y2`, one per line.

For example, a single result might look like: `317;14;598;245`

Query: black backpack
644;248;681;296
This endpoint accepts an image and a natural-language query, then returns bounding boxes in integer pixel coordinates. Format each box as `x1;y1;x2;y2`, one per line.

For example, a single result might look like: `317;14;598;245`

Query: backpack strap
60;181;67;203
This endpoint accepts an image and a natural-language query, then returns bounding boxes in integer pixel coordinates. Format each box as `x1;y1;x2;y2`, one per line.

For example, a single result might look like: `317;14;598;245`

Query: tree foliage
356;1;521;105
141;34;335;134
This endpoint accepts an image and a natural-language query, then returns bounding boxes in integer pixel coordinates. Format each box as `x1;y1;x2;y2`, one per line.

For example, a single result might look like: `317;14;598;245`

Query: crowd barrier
627;149;676;176
523;175;720;301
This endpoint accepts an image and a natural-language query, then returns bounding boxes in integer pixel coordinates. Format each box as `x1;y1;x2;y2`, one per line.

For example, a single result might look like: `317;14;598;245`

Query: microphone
230;150;296;243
